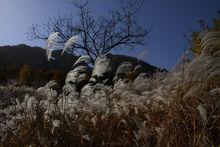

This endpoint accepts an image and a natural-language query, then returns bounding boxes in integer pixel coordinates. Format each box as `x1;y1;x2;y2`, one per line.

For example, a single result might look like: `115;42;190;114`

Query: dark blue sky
0;0;219;69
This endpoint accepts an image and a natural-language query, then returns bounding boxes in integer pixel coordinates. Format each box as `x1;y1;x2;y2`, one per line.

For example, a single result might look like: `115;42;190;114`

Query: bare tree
27;0;151;64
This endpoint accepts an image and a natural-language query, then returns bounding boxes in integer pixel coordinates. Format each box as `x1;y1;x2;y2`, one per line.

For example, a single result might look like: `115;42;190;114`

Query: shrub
51;69;65;83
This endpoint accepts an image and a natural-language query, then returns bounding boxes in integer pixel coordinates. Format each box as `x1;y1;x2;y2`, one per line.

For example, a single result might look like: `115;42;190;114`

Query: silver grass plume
62;35;79;56
196;104;207;126
46;32;60;61
201;32;220;50
177;50;190;63
73;55;90;68
138;50;147;62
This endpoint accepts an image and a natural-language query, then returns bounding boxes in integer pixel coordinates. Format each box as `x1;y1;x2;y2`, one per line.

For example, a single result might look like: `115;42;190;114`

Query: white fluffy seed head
138;50;147;61
46;32;60;61
62;35;79;56
73;55;91;68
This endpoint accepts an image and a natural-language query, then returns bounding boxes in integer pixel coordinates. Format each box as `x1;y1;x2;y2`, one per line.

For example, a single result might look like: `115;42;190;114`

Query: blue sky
0;0;219;69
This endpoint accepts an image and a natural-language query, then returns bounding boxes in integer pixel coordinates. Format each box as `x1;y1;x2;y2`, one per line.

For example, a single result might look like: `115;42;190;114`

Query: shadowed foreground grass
2;77;220;147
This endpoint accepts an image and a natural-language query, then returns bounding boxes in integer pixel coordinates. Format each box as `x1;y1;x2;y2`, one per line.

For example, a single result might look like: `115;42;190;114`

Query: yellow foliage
191;13;220;56
191;31;202;56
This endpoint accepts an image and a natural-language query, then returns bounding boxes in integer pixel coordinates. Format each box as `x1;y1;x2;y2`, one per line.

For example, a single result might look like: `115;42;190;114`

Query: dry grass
148;79;220;147
1;67;219;147
3;109;156;146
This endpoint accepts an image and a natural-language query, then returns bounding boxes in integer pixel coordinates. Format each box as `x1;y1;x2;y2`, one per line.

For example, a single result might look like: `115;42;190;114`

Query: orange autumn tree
18;64;31;86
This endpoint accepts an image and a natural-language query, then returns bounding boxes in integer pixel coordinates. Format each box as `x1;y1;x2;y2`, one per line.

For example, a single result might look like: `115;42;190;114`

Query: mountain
0;44;78;72
110;54;166;75
0;44;163;76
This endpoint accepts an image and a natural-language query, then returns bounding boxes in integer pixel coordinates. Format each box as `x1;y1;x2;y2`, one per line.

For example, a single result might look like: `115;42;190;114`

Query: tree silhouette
27;0;151;64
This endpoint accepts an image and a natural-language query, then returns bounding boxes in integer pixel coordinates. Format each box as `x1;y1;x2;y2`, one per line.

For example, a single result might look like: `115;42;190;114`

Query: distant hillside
0;44;163;75
0;44;78;72
110;54;166;75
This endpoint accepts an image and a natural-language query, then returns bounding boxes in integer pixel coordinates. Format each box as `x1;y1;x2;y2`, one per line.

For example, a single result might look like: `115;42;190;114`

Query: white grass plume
46;32;60;61
177;50;190;63
62;35;79;56
197;104;207;126
73;55;90;68
138;50;147;62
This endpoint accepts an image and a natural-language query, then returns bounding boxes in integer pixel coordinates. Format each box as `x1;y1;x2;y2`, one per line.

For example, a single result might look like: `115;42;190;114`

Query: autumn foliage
18;64;31;86
190;12;220;56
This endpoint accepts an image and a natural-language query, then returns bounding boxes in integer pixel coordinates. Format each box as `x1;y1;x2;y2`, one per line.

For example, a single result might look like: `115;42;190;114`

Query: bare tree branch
27;0;150;64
